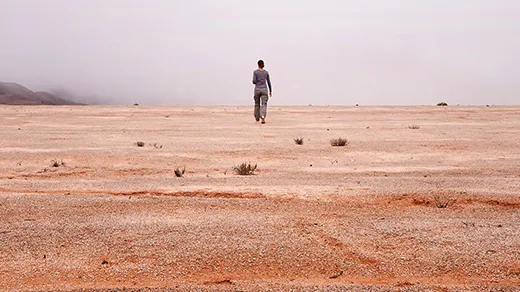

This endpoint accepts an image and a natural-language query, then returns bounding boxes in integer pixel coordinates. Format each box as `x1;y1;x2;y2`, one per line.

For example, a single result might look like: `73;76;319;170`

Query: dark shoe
261;116;265;124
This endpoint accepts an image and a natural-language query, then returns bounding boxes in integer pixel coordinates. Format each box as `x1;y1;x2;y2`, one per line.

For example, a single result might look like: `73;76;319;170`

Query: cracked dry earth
0;105;520;291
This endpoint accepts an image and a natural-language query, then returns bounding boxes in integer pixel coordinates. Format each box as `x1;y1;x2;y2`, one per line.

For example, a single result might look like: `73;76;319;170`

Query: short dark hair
257;60;265;68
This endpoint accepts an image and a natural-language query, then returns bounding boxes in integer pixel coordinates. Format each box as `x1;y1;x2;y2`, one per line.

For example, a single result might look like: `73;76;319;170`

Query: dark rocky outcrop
0;82;82;105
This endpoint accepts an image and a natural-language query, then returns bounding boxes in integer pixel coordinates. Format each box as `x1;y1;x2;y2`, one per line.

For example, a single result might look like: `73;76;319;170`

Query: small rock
329;270;343;279
101;260;109;265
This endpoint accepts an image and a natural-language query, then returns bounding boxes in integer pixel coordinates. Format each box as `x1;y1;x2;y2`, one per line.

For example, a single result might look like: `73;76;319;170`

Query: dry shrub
432;194;455;208
330;138;349;147
233;162;257;175
294;137;304;145
174;167;186;177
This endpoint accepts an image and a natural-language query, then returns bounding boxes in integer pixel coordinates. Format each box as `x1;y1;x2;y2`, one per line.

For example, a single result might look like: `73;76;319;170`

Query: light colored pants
253;88;269;120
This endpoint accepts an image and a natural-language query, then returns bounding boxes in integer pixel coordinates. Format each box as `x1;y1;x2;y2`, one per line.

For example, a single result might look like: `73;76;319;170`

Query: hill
0;82;82;105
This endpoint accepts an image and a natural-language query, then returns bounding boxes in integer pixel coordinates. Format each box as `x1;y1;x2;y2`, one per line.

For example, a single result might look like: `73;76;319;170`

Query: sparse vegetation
409;125;420;129
134;141;163;148
437;102;448;106
51;159;65;167
432;194;455;208
174;167;186;177
233;162;257;175
133;103;139;106
330;138;349;147
294;137;304;145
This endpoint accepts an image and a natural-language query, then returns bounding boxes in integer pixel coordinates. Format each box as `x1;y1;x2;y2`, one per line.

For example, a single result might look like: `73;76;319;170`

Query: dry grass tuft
409;125;420;129
432;194;455;208
233;162;257;175
174;167;186;177
294;137;304;145
330;138;349;147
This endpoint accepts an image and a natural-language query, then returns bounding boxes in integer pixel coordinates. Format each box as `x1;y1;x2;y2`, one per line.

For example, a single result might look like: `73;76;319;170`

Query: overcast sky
1;0;519;105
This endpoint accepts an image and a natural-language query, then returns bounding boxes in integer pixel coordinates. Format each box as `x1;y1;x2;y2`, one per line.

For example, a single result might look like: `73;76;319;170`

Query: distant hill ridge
0;82;82;105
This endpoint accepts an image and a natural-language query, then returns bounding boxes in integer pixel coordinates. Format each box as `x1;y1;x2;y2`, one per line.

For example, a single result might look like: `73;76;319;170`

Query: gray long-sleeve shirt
252;69;272;93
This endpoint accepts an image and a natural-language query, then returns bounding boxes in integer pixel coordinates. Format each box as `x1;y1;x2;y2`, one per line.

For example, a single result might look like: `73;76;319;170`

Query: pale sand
0;105;519;291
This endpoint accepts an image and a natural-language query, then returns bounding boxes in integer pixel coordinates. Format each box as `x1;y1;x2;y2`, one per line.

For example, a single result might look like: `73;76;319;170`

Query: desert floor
1;105;519;291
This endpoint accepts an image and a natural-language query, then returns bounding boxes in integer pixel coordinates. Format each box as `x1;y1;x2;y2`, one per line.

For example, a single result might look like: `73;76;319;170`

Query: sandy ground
0;105;519;291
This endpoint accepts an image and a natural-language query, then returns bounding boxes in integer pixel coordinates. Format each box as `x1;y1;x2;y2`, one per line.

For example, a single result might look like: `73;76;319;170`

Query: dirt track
1;105;519;291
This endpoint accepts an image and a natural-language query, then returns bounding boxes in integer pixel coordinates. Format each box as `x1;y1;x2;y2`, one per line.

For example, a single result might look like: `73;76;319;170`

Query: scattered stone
51;160;65;167
462;221;475;227
329;270;343;279
101;260;109;265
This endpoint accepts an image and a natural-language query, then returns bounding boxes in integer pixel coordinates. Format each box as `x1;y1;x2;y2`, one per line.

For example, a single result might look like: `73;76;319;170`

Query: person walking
252;60;272;124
